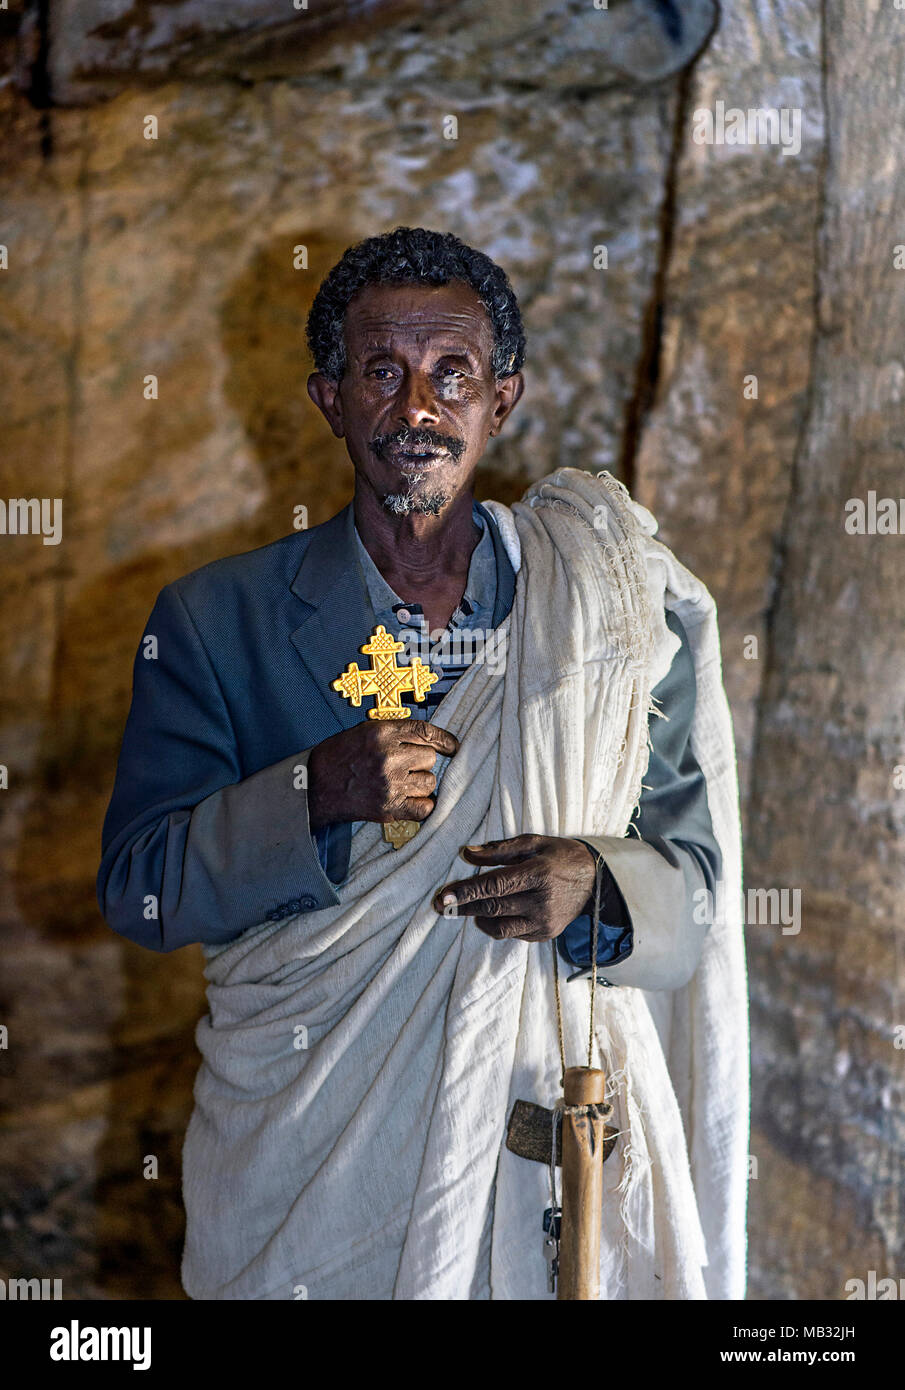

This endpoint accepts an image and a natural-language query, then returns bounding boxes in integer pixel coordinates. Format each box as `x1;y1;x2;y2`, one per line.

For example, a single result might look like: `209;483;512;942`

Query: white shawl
181;467;748;1301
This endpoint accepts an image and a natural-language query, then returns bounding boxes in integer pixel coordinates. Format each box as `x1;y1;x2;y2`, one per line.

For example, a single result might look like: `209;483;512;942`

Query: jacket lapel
289;503;377;734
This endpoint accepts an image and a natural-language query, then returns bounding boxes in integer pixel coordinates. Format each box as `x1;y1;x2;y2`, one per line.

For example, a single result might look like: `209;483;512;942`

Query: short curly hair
306;226;526;383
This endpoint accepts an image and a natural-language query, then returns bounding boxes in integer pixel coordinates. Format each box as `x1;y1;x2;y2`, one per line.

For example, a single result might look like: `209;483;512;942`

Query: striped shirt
352;504;500;715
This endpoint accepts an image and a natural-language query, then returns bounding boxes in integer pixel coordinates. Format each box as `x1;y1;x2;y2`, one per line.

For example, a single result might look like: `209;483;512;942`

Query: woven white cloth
181;467;748;1301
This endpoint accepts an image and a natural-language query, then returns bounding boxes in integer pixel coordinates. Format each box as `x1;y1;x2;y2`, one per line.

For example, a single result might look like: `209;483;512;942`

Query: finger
474;914;537;941
398;722;459;758
402;770;436;797
432;869;542;914
459;835;547;865
396;742;444;774
392;795;435;823
453;863;544;904
457;890;538;921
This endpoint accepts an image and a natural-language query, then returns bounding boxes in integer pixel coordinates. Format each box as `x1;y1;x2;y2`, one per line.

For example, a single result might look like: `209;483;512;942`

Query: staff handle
557;1065;608;1300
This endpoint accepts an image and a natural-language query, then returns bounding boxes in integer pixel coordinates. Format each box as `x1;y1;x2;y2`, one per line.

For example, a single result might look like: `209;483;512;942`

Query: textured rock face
1;0;902;1302
632;1;825;807
44;0;718;104
742;0;905;1300
635;0;905;1300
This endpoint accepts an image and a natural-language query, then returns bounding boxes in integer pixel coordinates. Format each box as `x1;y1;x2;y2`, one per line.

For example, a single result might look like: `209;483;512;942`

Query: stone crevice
745;0;829;829
619;69;689;493
618;0;719;492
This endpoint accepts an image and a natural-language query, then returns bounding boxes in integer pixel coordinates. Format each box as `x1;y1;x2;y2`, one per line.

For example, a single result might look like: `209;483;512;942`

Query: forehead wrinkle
345;294;495;368
351;327;491;368
358;339;480;359
351;312;490;338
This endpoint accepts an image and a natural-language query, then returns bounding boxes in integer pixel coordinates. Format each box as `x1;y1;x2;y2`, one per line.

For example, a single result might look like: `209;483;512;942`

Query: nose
394;371;441;429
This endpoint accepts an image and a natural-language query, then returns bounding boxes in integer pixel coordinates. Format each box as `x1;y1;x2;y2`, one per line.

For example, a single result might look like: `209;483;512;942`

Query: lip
390;450;446;467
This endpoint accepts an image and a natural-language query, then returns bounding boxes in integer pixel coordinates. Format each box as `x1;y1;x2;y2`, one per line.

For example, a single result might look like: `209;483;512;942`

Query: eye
367;367;395;379
437;366;465;379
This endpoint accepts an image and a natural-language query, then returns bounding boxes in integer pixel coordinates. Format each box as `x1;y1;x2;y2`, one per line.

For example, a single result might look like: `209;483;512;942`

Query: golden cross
331;625;440;848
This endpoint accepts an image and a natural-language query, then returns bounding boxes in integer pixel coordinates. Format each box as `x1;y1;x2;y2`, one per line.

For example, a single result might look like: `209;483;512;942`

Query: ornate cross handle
331;624;440;849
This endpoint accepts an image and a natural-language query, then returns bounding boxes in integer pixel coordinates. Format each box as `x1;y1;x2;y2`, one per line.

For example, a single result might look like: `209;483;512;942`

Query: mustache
369;426;466;462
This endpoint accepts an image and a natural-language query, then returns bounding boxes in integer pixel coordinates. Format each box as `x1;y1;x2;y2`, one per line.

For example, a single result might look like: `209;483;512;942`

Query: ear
489;371;525;437
307;371;345;439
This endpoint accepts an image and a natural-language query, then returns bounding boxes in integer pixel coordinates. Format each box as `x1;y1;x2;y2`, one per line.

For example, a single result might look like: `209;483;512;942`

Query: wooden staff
557;1065;608;1301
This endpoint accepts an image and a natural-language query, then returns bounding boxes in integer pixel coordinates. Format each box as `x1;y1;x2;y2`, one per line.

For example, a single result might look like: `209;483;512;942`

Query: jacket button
301;896;316;909
287;898;301;912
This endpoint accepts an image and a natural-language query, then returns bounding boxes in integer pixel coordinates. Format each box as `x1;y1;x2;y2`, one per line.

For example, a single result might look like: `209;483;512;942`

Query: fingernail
441;892;457;906
462;844;483;852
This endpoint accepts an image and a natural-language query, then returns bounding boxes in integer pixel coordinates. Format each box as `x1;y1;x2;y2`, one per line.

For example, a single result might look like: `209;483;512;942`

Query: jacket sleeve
558;608;722;992
97;582;342;953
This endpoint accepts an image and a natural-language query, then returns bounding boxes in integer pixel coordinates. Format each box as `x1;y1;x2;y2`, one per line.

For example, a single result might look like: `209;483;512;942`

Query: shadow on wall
10;228;347;1297
10;224;540;1296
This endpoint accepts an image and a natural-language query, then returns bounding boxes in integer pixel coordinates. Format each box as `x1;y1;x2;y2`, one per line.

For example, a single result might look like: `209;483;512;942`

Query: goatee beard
382;490;449;516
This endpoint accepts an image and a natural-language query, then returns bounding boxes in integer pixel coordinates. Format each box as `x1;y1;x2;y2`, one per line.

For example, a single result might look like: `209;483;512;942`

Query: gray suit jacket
97;502;720;989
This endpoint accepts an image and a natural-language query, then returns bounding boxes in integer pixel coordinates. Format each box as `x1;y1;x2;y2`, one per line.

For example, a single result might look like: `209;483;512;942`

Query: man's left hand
431;834;598;942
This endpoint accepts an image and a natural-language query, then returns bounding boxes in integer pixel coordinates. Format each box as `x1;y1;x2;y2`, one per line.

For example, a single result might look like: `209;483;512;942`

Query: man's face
307;279;523;516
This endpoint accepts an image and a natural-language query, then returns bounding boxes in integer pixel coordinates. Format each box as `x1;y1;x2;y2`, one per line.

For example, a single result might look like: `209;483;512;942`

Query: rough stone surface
632;0;905;1300
742;0;905;1300
632;0;824;812
45;0;718;105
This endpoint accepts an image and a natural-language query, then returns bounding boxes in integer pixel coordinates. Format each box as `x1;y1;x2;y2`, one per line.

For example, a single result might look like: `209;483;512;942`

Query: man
98;226;747;1300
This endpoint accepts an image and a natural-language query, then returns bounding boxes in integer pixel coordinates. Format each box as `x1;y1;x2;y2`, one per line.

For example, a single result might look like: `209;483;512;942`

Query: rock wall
742;0;905;1299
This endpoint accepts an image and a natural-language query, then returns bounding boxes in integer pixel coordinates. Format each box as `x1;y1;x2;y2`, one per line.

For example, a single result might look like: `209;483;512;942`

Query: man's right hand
307;720;459;831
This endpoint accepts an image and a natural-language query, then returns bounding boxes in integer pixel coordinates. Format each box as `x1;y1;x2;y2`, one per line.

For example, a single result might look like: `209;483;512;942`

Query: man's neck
353;489;481;595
